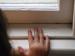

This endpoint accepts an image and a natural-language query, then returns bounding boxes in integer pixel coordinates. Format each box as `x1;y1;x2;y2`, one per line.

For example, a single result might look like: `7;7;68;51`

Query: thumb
18;47;28;56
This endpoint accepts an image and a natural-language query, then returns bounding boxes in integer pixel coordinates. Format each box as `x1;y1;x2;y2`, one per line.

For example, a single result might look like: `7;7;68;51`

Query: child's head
0;10;11;56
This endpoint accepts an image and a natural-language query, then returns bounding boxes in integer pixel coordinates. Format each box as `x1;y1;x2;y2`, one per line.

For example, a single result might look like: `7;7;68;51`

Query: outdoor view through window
0;0;58;3
0;0;59;11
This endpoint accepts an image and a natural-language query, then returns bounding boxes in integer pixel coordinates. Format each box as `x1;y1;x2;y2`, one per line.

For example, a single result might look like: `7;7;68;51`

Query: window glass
0;0;58;3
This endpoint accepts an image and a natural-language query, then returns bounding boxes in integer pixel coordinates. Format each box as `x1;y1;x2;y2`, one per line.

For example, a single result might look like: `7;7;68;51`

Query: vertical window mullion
73;0;75;36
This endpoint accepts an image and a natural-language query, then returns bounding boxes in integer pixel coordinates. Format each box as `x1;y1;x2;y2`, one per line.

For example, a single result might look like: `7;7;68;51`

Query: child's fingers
28;29;33;46
34;28;39;42
38;28;44;44
45;36;50;51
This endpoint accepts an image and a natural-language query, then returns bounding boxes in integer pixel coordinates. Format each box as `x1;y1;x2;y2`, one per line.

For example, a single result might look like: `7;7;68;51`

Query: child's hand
13;28;50;56
28;28;50;56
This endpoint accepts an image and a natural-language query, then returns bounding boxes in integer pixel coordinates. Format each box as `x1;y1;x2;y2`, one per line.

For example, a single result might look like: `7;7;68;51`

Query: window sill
8;24;73;39
10;40;75;54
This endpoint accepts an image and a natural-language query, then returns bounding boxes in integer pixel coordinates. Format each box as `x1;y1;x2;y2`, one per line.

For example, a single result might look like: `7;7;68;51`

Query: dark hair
0;10;11;56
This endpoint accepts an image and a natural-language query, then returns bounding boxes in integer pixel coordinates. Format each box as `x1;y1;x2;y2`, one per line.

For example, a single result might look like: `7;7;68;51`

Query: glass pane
0;0;58;3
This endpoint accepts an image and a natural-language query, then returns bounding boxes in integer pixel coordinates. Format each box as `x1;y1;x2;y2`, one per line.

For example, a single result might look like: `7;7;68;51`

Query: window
0;0;59;11
0;0;58;3
1;0;75;54
6;0;74;47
